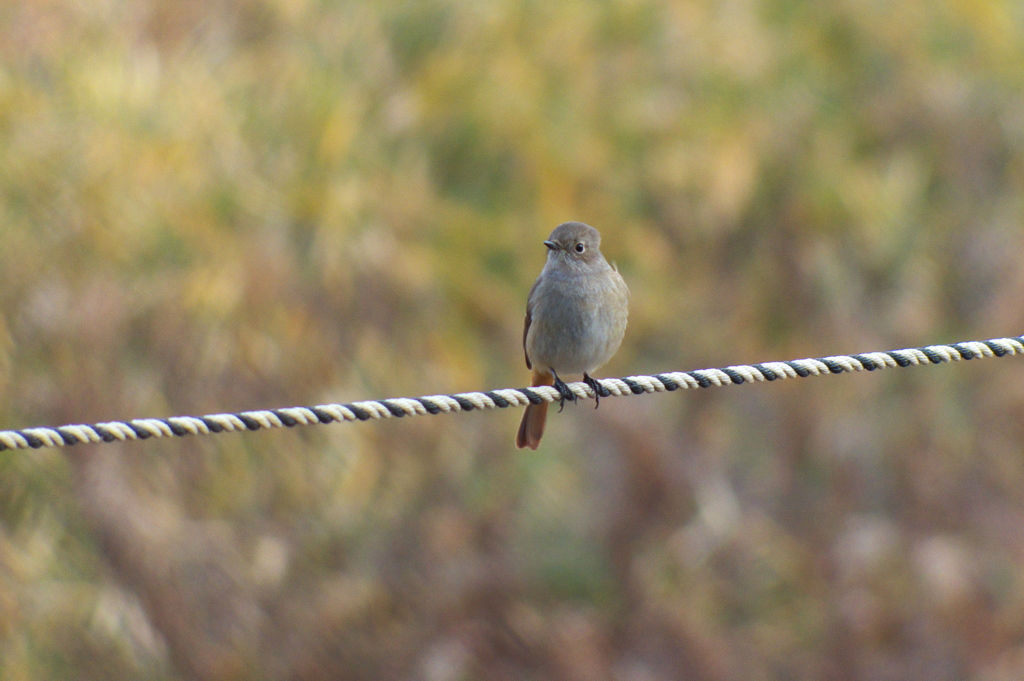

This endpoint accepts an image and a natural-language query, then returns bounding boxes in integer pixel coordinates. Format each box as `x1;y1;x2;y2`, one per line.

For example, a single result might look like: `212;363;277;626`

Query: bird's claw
552;372;577;413
583;373;605;409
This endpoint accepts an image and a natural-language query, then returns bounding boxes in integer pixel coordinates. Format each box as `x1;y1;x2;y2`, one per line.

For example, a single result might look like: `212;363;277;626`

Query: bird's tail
516;370;553;450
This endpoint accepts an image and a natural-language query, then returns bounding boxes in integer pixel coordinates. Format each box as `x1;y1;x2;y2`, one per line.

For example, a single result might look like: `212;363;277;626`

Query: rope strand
2;335;1022;452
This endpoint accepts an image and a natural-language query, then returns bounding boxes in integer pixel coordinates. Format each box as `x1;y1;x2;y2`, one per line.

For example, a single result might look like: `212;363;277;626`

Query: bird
516;222;629;450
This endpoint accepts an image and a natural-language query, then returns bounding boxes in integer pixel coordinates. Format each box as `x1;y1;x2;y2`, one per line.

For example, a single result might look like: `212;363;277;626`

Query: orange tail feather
516;370;553;450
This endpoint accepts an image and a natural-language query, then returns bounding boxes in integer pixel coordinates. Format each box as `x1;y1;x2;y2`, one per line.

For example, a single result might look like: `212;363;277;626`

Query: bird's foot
552;371;577;413
583;373;607;409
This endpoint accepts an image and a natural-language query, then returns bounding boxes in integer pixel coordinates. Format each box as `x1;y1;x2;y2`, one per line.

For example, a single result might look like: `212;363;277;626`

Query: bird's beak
543;240;557;251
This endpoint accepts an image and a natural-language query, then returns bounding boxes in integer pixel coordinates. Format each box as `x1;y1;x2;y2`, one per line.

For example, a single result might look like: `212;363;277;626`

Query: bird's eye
574;243;585;253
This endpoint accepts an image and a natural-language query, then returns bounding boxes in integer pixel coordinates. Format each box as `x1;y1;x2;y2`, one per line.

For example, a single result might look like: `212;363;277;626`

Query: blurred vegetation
2;0;1024;679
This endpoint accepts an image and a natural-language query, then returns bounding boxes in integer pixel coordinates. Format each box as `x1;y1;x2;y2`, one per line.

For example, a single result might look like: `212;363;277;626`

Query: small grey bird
516;222;629;450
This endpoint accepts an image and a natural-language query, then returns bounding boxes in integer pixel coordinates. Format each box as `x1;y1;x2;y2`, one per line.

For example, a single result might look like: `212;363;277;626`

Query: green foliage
2;0;1024;678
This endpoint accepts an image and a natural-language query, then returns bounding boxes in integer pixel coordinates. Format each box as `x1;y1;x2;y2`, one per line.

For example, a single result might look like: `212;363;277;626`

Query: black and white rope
1;336;1022;452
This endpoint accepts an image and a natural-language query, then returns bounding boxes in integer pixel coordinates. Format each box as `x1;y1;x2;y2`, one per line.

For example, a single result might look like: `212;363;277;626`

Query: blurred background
2;0;1024;679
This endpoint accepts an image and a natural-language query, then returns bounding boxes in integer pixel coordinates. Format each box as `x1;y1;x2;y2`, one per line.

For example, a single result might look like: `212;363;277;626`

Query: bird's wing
523;308;532;370
523;277;542;370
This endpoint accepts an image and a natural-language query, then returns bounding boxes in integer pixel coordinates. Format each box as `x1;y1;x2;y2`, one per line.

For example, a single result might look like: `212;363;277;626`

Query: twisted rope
1;336;1022;452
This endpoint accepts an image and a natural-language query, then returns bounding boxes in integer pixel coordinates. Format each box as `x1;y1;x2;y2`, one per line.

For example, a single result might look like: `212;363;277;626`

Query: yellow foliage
2;0;1024;678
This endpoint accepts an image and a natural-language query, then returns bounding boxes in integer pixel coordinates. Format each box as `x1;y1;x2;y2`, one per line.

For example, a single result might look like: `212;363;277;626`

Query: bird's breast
525;267;628;375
